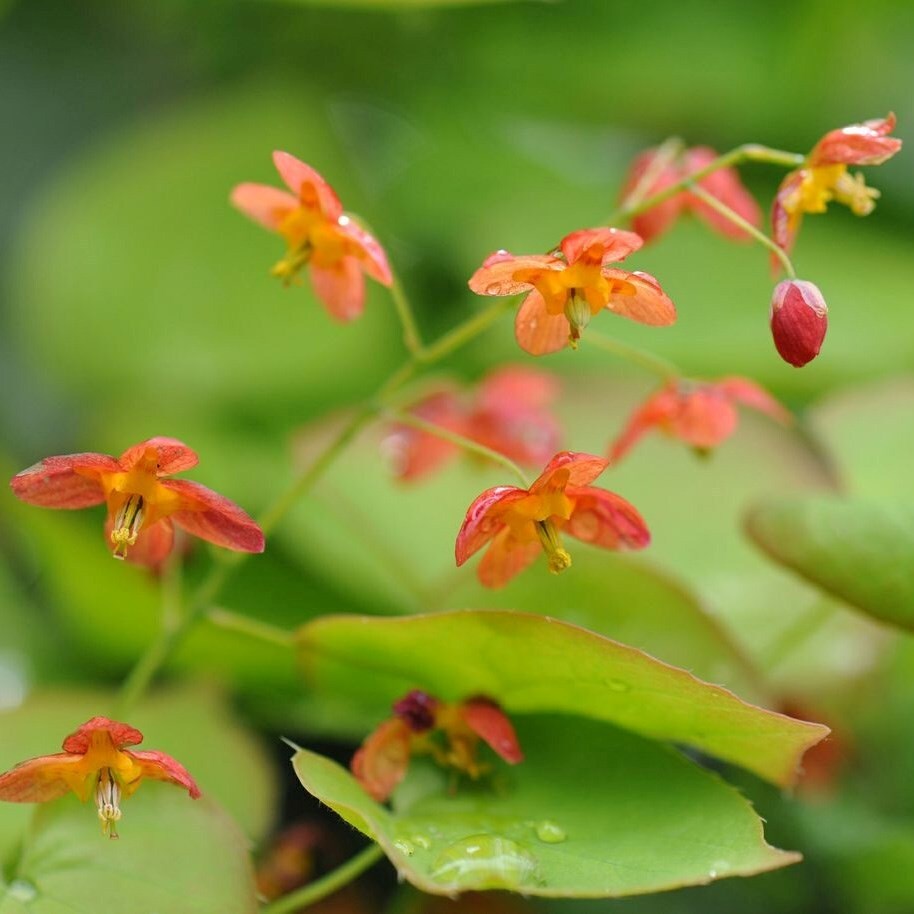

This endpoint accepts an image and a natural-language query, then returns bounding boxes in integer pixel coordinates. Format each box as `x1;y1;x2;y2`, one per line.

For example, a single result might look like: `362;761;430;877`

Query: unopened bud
770;280;828;367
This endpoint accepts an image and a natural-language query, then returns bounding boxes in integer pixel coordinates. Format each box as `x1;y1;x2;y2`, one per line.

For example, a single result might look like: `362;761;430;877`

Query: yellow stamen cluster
95;768;122;839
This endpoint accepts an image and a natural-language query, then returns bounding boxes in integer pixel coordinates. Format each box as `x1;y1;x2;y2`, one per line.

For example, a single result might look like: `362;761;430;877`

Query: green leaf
292;715;800;898
0;791;256;914
297;610;827;786
745;496;914;631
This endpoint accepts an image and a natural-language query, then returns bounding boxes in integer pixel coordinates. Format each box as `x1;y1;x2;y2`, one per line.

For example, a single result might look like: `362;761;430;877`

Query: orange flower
620;146;762;243
468;227;675;355
232;151;392;321
772;114;902;262
384;367;561;482
352;690;523;802
10;436;264;567
0;717;200;838
455;451;650;588
609;378;791;462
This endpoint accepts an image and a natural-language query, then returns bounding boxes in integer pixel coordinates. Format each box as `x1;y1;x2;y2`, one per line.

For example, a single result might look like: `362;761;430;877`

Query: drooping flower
10;437;264;567
232;151;392;321
609;378;791;462
771;114;902;261
384;367;561;481
620;145;762;243
770;279;828;367
468;228;676;356
455;451;650;588
352;690;523;802
0;717;200;838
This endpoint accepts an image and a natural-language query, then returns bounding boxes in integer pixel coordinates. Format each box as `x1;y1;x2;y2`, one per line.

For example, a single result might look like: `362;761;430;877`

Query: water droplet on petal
9;880;37;902
534;820;566;844
430;835;540;890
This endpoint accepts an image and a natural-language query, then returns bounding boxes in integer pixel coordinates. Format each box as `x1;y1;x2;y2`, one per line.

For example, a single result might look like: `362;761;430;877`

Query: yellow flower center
785;164;880;217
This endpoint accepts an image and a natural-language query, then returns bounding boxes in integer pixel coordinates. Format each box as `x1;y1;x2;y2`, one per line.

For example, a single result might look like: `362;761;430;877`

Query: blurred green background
0;0;912;912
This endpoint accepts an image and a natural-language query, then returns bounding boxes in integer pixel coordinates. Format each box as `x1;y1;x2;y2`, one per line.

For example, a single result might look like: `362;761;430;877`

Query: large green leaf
746;497;914;631
0;791;256;914
297;610;827;786
292;715;800;897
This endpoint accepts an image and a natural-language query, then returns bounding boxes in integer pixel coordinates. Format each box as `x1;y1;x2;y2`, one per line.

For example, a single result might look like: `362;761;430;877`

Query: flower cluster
384;367;561;481
351;689;523;802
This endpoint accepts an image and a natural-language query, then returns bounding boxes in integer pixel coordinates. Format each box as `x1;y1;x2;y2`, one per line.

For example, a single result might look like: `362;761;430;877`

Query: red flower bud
770;280;828;367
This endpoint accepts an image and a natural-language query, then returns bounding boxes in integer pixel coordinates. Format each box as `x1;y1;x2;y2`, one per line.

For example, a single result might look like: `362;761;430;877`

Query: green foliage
746;497;914;631
292;715;799;898
297;610;827;785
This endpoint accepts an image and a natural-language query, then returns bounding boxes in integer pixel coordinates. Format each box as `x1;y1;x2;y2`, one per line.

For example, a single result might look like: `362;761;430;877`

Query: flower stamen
110;494;145;559
95;768;122;839
535;520;572;575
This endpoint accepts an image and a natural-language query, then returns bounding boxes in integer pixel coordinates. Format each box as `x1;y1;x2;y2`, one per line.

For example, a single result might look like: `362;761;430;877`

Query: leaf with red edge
296;610;828;787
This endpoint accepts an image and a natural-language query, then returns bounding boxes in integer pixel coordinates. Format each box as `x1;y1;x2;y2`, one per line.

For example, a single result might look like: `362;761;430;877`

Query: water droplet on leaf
393;838;415;856
412;833;433;850
430;835;540;890
9;880;37;902
534;820;566;843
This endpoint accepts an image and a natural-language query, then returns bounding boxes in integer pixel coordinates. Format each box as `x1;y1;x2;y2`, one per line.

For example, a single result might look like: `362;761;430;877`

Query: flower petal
0;752;87;802
118;437;199;475
514;290;570;356
809;113;902;167
230;183;299;232
620;149;685;244
127;749;201;799
385;390;465;481
336;217;392;285
310;257;365;322
718;377;792;423
477;528;542;589
63;717;144;753
468;251;560;297
672;388;739;449
565;486;651;551
685;146;762;240
560;227;643;265
770;171;805;265
351;718;412;802
531;451;608;490
160;479;265;553
608;387;678;462
477;366;559;412
272;151;343;218
460;699;524;764
455;486;528;565
10;453;114;509
603;270;677;326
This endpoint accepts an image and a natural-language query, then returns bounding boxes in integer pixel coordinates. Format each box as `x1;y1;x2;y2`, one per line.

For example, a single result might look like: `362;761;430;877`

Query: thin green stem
207;607;295;648
761;599;835;672
386;409;531;486
585;330;681;380
418;296;518;364
260;844;385;914
687;183;797;278
388;273;425;357
605;143;805;226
